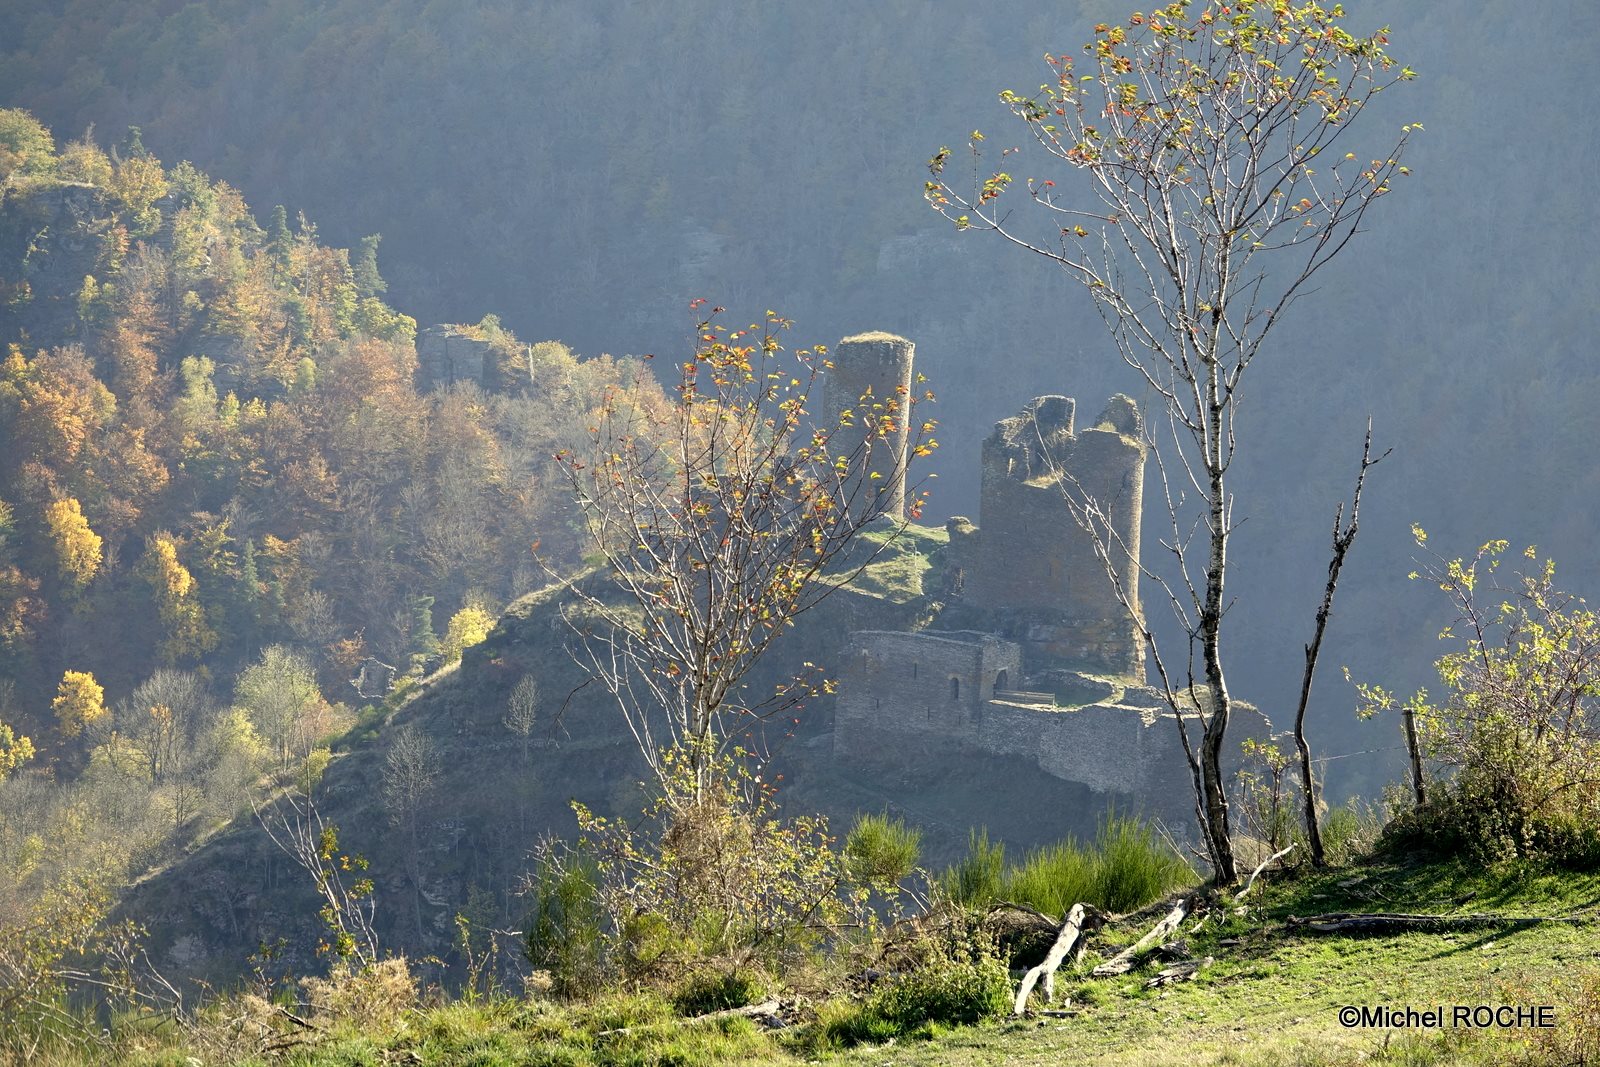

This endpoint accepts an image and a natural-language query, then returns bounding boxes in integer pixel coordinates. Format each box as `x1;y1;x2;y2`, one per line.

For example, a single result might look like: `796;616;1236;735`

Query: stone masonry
965;393;1146;678
828;333;1262;828
823;332;915;521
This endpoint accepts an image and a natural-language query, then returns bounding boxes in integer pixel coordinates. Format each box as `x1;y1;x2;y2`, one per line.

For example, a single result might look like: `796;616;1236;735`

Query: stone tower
966;394;1146;679
824;332;916;521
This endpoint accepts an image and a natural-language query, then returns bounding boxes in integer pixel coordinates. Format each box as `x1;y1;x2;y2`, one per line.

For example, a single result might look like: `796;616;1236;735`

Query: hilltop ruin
828;333;1261;826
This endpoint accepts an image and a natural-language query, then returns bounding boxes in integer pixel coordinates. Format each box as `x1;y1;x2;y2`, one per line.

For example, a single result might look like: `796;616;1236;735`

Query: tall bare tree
504;674;539;760
555;307;935;795
928;1;1415;881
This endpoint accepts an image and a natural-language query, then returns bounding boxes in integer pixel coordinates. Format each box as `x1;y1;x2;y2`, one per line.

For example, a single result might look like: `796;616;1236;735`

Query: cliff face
1;182;112;349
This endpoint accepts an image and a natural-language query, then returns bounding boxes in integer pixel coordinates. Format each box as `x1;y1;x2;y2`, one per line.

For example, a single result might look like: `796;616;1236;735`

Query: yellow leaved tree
141;533;217;662
52;670;107;738
43;498;102;590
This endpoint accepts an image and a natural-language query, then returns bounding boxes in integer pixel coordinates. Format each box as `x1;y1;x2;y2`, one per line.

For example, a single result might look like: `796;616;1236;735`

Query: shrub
1319;800;1383;866
671;966;766;1017
1002;839;1095;919
546;747;877;989
803;923;1011;1050
866;952;1011;1029
940;828;1005;906
1355;540;1600;869
1091;814;1194;912
845;812;921;888
524;852;608;996
299;957;418;1031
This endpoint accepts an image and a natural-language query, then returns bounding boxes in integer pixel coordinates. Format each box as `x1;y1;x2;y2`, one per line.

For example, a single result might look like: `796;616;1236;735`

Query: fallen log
1145;956;1212;988
1013;903;1105;1015
596;998;781;1038
1235;843;1297;901
1092;897;1191;977
1286;912;1589;936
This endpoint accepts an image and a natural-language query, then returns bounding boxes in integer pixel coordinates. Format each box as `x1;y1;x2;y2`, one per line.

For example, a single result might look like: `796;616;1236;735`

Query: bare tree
928;2;1415;882
252;779;379;968
555;307;934;795
383;724;440;939
1291;422;1385;866
503;674;539;760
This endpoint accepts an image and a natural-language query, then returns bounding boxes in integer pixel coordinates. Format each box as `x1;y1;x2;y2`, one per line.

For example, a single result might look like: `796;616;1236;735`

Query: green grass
27;855;1600;1066
826;856;1600;1066
839;519;948;602
943;815;1196;917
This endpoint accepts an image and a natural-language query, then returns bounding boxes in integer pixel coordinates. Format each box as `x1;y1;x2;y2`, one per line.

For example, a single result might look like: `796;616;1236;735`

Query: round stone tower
824;332;916;520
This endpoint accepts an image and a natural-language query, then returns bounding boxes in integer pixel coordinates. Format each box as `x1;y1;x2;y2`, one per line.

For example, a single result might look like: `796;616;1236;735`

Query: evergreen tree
354;233;387;297
268;204;291;268
409;595;438;663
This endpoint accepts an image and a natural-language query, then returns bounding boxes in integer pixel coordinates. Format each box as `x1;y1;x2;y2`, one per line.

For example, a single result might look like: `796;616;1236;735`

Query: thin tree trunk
1201;385;1237;885
1293;424;1383;867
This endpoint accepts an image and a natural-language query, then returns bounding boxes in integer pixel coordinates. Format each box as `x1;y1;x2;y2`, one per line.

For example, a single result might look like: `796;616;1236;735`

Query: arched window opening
950;676;961;701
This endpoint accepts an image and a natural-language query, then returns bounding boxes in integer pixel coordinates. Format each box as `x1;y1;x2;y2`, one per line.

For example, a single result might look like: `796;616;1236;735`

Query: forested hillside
6;6;1600;1063
4;1;1600;800
0;111;661;776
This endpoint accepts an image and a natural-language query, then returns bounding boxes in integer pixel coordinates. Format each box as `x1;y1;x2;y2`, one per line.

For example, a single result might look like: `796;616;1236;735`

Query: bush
1382;785;1600;871
940;828;1005;906
1091;814;1194;912
1355;539;1600;869
1320;800;1382;865
671;966;766;1017
866;952;1011;1029
570;748;870;979
804;929;1011;1050
524;852;608;996
845;812;921;888
1001;840;1095;919
299;957;418;1030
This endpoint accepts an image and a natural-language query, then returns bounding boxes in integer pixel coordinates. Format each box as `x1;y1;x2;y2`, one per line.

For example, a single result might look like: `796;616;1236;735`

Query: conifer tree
354;234;387;297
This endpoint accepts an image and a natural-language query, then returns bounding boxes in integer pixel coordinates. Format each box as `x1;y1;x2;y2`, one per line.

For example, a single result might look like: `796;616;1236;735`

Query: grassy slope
102;854;1600;1066
830;858;1600;1067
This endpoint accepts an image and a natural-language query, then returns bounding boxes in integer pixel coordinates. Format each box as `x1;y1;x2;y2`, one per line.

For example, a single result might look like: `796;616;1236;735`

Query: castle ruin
828;333;1260;826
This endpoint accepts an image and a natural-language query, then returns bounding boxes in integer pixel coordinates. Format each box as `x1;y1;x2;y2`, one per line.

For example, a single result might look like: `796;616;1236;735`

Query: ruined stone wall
824;332;915;520
977;701;1193;825
965;394;1146;679
833;630;1020;758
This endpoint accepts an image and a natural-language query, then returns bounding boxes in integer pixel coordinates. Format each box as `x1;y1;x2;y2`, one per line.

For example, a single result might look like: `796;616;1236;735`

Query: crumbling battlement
834;630;1193;825
825;334;1194;823
833;630;1270;829
956;394;1147;679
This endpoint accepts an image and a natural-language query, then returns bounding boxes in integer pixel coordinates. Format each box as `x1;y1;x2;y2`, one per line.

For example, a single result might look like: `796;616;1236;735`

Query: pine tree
410;595;439;664
268;204;292;270
354;234;387;297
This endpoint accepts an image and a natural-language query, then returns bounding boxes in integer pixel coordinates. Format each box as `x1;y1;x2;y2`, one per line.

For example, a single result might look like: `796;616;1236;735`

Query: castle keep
961;391;1146;678
827;334;1241;825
